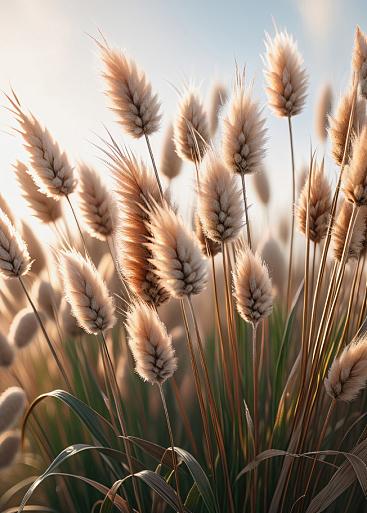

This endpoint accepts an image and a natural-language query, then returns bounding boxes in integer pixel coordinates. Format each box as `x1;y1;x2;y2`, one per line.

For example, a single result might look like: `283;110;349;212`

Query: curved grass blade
17;444;140;513
22;390;116;447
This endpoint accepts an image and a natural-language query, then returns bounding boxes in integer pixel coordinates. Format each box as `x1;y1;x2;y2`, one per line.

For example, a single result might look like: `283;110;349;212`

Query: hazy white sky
0;0;365;228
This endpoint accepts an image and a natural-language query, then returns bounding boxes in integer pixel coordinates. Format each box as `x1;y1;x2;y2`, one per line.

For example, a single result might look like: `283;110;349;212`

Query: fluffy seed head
0;333;14;368
112;152;169;306
325;336;367;401
0;209;31;279
332;201;366;261
100;44;161;138
78;163;116;241
13;161;62;224
194;214;221;258
233;244;273;325
315;84;333;143
344;127;367;206
264;30;308;117
329;88;366;166
0;431;21;470
9;308;39;349
173;89;210;162
223;83;267;175
352;26;367;98
297;162;332;243
0;387;26;435
126;301;177;384
148;203;208;298
198;151;244;243
209;82;228;136
60;250;116;335
21;222;46;276
160;124;182;180
253;169;271;205
10;98;76;199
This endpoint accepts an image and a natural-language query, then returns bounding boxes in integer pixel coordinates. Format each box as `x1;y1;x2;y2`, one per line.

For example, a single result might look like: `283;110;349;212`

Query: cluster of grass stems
1;25;367;513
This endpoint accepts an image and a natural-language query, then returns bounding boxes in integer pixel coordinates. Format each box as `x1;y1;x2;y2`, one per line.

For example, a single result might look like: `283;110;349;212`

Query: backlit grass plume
100;43;161;138
148;202;208;298
332;201;366;261
315;84;333;143
233;243;273;326
209;82;228;136
222;81;267;176
126;301;177;384
297;161;332;243
253;169;271;206
352;26;367;98
112;152;169;306
78;163;116;241
325;336;367;402
173;89;209;162
59;249;116;334
344;126;367;206
160;123;182;181
0;209;31;279
264;30;308;117
0;387;26;435
198;151;244;243
9;96;76;199
329;88;365;166
13;161;62;224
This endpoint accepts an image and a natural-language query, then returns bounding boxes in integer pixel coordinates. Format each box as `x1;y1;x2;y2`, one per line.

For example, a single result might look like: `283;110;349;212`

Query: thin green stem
241;171;252;249
158;384;184;513
65;194;88;255
286;116;296;310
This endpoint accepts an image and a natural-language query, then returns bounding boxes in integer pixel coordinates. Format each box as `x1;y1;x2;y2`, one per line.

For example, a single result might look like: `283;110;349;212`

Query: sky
0;0;366;232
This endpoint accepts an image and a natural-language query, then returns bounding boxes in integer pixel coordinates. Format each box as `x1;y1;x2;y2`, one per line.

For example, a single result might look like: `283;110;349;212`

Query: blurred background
0;0;365;235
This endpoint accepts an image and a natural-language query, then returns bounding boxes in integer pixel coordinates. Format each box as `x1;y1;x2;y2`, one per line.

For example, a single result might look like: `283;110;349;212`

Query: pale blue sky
0;0;365;229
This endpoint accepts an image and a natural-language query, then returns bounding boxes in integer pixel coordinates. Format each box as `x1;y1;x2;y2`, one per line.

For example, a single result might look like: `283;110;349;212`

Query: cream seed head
315;84;333;143
352;26;367;98
329;88;366;166
173;89;210;162
126;301;177;385
209;82;228;136
78;163;116;241
332;201;366;261
100;43;161;138
160;124;183;181
0;209;31;279
297;162;332;243
148;202;208;298
264;30;308;118
9;96;76;199
344;126;367;206
198;151;244;243
223;82;267;175
233;243;273;326
59;250;116;335
325;336;367;402
13;161;62;224
112;152;169;306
